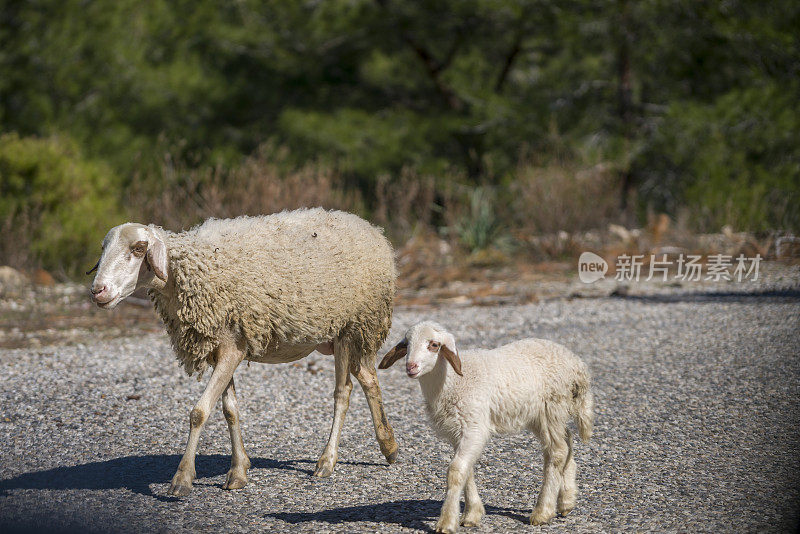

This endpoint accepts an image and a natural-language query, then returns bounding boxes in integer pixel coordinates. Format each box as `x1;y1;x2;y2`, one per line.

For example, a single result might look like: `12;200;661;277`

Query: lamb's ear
439;333;463;376
146;231;168;282
85;260;99;275
378;339;408;369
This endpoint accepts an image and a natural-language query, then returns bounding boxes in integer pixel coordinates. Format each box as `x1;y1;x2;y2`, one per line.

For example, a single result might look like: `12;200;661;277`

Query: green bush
0;133;124;276
454;187;512;254
634;83;800;232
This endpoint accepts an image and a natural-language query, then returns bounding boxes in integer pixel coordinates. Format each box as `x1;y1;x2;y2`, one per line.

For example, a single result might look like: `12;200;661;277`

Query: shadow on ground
0;454;382;501
267;499;530;531
609;288;800;304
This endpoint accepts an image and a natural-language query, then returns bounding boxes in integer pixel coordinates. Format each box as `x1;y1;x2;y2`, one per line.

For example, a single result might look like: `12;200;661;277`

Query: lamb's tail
573;378;594;443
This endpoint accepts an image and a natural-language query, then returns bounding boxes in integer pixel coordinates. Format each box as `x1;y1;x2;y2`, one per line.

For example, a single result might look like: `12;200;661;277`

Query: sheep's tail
573;377;594;443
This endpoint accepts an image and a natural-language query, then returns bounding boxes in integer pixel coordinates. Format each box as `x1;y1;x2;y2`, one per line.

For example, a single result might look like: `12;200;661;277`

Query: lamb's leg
436;430;489;534
460;468;485;527
531;425;569;525
314;342;352;477
167;342;243;497
221;378;250;490
354;364;398;464
557;429;577;516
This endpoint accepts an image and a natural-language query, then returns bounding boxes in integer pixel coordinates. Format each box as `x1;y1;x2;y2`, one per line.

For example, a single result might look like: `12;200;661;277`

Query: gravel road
1;279;799;533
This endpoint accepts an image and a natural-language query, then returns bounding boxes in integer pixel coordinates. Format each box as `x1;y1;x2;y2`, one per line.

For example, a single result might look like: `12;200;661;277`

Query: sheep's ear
440;333;463;376
378;339;408;369
146;232;168;282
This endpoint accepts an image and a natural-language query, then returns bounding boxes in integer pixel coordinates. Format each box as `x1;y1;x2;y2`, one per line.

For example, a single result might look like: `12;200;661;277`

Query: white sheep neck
418;354;454;407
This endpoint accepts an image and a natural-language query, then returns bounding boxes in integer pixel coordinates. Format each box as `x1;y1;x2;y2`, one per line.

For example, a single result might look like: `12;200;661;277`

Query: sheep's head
88;223;167;309
379;321;462;378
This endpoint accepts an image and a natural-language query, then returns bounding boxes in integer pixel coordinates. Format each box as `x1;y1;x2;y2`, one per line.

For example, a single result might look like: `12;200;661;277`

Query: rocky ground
0;262;799;533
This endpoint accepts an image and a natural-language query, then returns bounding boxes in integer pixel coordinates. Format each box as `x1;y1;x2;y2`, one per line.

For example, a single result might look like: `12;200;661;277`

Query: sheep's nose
91;284;106;296
406;362;419;374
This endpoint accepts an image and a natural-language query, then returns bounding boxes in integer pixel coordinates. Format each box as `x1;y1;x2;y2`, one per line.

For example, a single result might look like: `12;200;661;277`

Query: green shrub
0;133;124;276
634;83;800;232
453;187;512;254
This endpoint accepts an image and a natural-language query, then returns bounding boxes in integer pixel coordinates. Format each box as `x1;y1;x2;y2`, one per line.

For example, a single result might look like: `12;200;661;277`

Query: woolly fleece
148;208;396;377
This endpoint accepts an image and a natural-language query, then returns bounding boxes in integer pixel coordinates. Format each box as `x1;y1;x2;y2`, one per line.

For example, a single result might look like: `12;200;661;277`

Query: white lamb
379;321;593;532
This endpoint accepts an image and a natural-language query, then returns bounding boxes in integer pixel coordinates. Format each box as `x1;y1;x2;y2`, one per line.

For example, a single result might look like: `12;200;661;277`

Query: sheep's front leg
168;343;243;497
314;343;352;477
460;469;485;527
436;431;489;534
221;378;250;490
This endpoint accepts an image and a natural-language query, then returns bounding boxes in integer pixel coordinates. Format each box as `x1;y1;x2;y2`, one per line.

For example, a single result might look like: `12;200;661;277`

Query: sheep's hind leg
460;468;485;527
557;429;577;516
314;342;352;477
167;342;243;497
221;378;250;490
354;364;398;464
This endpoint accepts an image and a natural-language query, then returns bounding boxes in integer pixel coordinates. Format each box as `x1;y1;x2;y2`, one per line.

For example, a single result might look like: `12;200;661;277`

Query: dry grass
129;148;362;232
7;144;794;286
373;168;440;242
509;160;621;235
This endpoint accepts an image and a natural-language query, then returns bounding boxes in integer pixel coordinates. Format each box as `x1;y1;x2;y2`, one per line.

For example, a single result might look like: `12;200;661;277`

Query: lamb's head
88;223;167;309
379;321;462;378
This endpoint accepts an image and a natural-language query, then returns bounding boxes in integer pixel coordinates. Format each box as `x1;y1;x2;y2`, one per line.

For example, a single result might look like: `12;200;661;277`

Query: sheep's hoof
557;506;574;517
386;450;398;464
312;464;334;477
167;469;194;497
530;509;555;525
222;470;247;490
167;482;192;497
313;457;335;478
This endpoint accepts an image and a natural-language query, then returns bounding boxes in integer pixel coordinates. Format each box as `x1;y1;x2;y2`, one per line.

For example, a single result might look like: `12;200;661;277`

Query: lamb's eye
428;341;441;351
131;241;147;257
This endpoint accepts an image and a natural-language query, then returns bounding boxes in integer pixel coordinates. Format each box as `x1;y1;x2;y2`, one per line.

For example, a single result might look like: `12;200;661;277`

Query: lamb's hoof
222;470;247;490
313;457;335;478
167;482;192;497
435;517;459;533
530;509;555;525
386;450;398;464
460;516;481;527
460;505;484;527
557;506;574;517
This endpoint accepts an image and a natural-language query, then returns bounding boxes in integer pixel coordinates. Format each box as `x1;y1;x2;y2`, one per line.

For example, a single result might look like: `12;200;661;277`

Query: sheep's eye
428;341;441;351
131;241;147;257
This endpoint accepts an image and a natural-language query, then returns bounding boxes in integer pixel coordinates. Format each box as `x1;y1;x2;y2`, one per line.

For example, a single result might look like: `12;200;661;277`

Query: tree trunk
617;0;635;216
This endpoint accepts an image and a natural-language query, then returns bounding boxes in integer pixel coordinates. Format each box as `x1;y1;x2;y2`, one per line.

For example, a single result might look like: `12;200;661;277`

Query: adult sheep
88;208;399;496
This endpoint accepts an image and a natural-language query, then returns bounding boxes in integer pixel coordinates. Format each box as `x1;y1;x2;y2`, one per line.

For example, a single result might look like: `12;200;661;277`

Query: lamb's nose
91;284;106;296
406;362;419;373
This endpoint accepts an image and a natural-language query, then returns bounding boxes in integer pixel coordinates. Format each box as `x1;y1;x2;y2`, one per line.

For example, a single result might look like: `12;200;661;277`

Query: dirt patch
2;257;796;349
